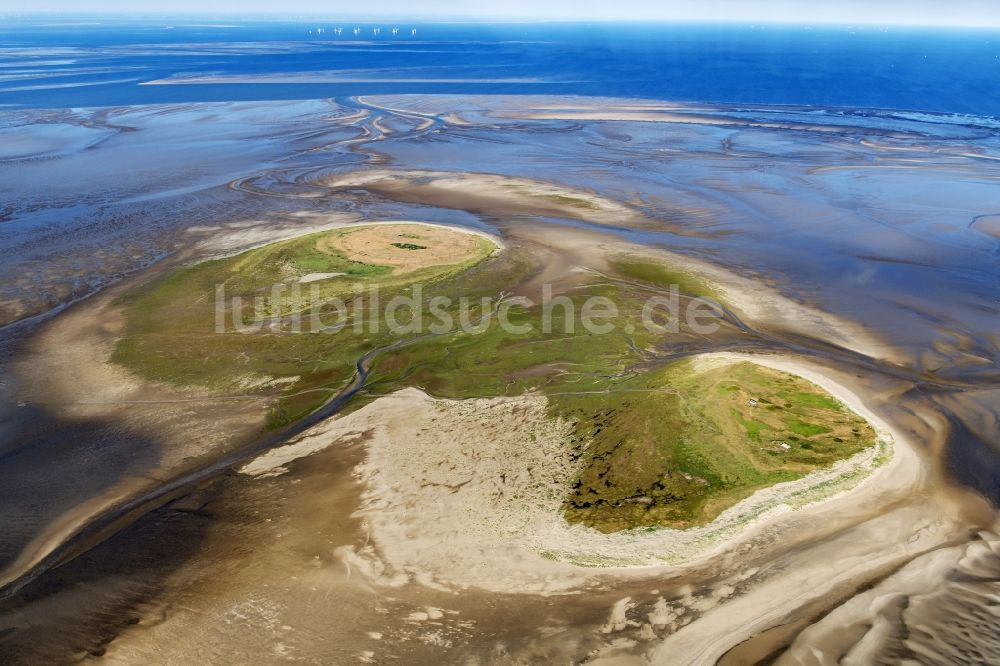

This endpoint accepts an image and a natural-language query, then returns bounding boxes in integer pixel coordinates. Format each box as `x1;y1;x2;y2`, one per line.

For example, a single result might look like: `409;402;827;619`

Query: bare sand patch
316;223;490;274
241;388;587;594
298;272;346;283
183;211;361;259
972;215;1000;240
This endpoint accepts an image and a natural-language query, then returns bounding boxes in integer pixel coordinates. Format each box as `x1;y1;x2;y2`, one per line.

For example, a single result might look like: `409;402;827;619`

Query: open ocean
2;17;1000;115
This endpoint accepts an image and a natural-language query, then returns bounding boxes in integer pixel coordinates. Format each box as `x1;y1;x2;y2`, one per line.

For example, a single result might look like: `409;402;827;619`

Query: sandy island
240;351;919;595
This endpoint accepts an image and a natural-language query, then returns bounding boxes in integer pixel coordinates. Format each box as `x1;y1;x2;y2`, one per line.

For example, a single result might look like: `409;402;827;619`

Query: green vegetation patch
391;242;427;250
112;226;501;427
610;256;721;301
500;183;599;210
561;360;877;532
113;231;877;534
541;194;599;210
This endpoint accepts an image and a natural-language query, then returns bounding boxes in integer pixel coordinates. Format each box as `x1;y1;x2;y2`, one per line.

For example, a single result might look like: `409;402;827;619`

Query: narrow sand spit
240;353;923;595
317;169;654;229
298;272;346;283
492;108;891;135
358;95;919;138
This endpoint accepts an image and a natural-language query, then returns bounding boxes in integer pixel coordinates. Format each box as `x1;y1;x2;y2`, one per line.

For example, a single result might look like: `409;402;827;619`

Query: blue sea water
2;17;1000;115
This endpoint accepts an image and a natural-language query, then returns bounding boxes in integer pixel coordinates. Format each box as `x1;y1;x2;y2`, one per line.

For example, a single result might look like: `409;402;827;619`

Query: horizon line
4;11;1000;30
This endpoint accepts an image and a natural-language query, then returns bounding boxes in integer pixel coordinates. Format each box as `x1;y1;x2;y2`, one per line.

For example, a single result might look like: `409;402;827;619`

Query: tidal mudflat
1;94;999;665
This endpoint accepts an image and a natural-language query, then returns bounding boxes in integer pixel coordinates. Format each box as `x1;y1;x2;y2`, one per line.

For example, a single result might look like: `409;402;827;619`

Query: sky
11;0;1000;28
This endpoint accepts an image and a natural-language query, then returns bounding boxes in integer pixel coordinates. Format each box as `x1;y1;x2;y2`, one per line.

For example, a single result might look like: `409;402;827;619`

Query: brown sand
972;215;1000;239
316;223;488;274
